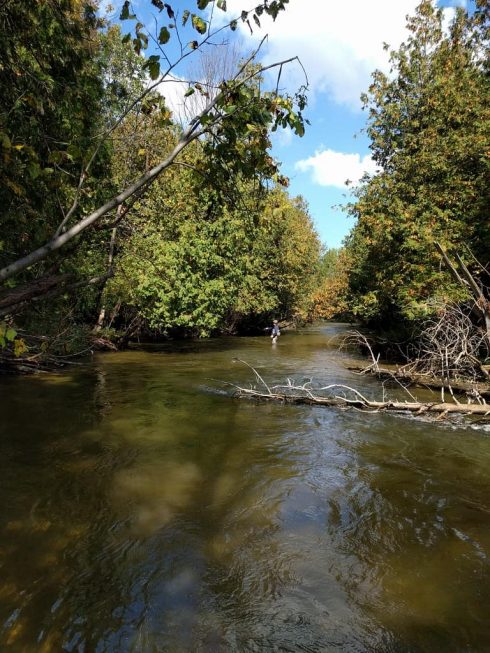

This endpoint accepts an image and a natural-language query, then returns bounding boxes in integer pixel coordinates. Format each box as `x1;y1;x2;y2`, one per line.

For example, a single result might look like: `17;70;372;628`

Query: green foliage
0;1;108;272
310;249;350;321
103;118;320;336
0;0;320;354
345;0;490;325
0;321;27;356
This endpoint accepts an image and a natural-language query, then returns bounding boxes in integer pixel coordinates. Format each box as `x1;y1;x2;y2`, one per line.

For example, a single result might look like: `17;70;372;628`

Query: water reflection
325;415;490;650
0;325;489;651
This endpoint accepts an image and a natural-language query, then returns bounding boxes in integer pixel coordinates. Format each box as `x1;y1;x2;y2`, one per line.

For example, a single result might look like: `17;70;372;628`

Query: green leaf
158;26;170;44
191;14;207;34
189;40;198;50
197;0;210;8
185;87;195;97
149;60;160;79
295;122;305;137
182;9;190;25
27;162;41;179
14;339;28;357
120;1;130;20
67;144;81;160
217;0;227;10
6;327;16;342
0;132;11;149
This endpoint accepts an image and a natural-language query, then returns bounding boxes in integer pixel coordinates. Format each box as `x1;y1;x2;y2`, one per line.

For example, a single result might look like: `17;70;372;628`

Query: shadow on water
0;323;489;651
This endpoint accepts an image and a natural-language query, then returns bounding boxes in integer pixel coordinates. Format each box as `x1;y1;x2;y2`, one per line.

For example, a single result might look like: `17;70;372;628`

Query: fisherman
271;319;281;344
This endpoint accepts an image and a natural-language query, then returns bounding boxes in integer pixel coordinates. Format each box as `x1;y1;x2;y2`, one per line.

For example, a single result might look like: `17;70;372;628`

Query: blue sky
103;0;470;248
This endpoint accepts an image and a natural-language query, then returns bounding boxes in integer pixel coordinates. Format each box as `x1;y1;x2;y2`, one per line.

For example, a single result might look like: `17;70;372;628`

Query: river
0;323;489;652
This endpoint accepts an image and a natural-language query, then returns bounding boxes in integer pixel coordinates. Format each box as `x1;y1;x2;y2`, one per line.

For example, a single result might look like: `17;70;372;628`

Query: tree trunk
235;386;490;416
94;223;118;332
435;242;490;343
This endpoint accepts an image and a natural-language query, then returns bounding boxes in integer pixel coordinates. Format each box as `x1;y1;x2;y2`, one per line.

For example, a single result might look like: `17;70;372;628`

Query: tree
345;0;489;325
98;114;320;337
0;1;107;277
310;248;350;321
0;0;308;290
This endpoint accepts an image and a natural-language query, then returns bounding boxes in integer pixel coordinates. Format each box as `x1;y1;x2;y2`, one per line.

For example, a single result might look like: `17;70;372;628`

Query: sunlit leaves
191;14;207;34
344;0;489;325
111;134;320;336
14;338;28;357
0;0;108;283
0;322;27;356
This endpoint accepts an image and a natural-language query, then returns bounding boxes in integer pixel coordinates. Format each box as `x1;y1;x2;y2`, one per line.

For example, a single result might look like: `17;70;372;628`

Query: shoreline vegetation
0;1;488;408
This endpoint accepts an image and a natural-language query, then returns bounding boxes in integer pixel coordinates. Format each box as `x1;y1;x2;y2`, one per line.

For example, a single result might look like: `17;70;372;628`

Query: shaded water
0;324;489;652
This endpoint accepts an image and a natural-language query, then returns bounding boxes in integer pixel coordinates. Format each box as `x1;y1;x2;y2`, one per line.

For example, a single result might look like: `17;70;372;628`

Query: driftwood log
347;366;490;399
226;360;490;420
234;385;490;416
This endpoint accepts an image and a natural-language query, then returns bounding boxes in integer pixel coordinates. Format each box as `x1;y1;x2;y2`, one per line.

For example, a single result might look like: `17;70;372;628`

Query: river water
0;323;489;652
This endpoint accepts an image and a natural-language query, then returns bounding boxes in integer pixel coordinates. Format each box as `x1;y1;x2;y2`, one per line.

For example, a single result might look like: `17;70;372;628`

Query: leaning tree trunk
435;242;490;344
94;224;118;332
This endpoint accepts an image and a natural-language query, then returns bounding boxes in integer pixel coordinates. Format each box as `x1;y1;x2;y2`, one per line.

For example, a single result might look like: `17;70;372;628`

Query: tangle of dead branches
221;359;490;422
413;303;489;382
342;302;489;386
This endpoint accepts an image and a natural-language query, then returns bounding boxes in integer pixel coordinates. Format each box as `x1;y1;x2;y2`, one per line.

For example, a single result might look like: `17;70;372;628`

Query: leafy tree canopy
344;0;489;325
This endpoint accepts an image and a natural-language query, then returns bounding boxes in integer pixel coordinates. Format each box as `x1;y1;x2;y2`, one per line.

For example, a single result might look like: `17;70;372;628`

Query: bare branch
225;362;490;420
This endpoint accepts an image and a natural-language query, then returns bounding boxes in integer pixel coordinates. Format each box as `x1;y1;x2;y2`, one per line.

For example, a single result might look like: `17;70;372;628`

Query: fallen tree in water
346;365;490;400
341;323;490;400
225;360;490;420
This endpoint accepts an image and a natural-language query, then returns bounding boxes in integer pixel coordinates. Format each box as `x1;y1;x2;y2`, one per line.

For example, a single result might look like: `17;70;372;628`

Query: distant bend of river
0;323;489;652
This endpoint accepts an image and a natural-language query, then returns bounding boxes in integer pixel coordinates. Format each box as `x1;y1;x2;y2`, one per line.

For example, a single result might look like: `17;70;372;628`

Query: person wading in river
271;320;281;344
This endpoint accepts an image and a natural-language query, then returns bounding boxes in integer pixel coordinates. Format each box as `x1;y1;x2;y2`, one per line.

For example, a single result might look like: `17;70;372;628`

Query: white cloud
295;149;378;188
157;75;194;124
213;0;457;110
441;7;457;33
271;126;293;148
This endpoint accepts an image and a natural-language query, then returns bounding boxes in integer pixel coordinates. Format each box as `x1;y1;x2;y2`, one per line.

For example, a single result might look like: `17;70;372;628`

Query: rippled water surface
0;324;489;652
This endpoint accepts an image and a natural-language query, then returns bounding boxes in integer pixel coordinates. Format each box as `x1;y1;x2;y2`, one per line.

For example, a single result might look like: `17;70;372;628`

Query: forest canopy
0;0;488;367
343;0;489;327
0;0;324;358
